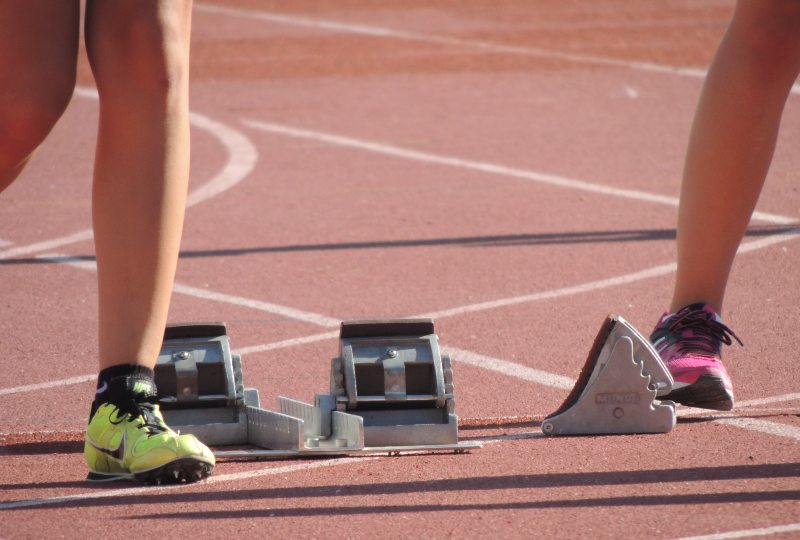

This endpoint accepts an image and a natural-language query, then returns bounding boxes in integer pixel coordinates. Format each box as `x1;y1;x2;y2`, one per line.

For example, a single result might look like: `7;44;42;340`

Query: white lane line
172;283;340;328
678;393;800;417
0;230;94;261
191;3;702;73
31;254;340;328
737;393;800;408
715;418;800;442
444;346;574;390
674;523;800;540
234;331;339;356
7;228;800;396
0;427;543;510
0;457;369;510
0;86;257;263
243;120;796;226
0;375;95;397
194;2;800;98
423;262;676;320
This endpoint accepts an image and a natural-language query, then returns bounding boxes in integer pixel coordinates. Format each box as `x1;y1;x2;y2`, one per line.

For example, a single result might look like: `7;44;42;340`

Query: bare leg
670;0;800;314
0;1;79;192
84;0;193;369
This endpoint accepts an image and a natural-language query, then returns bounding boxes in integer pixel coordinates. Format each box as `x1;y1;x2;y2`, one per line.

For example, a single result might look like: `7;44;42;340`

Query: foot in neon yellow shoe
85;401;215;484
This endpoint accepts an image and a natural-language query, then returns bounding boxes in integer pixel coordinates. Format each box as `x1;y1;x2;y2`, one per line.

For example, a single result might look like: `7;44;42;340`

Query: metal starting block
154;320;479;459
541;315;677;436
330;319;459;447
155;323;255;446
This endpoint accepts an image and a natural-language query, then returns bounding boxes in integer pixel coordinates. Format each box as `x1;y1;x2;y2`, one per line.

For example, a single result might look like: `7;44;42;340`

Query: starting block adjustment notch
542;316;676;436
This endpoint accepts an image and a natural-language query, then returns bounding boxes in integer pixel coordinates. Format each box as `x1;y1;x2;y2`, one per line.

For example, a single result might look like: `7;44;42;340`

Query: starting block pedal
155;323;255;446
541;315;676;436
330;319;459;447
154;320;479;459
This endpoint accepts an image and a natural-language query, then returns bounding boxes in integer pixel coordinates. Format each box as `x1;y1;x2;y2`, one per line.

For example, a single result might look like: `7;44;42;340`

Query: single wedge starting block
154;320;479;459
541;315;676;436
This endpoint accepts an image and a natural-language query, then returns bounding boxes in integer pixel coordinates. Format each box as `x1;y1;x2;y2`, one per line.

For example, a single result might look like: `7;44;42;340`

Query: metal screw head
176;351;190;360
386;349;398;358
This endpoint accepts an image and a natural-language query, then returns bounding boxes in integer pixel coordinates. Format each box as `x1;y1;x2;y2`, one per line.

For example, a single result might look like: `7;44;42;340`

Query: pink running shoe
649;303;742;411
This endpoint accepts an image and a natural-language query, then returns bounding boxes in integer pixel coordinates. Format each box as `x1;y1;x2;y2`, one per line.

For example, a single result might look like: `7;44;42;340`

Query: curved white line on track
0;86;257;262
243;119;796;226
193;2;800;98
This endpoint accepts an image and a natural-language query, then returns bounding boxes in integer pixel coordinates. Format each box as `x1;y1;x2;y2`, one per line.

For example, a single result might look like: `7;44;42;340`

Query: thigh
84;0;193;97
0;1;80;108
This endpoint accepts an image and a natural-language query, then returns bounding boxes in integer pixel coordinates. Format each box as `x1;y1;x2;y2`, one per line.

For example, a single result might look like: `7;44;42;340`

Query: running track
1;1;799;538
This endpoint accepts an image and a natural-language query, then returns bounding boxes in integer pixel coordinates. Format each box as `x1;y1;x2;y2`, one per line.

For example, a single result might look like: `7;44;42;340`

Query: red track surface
2;1;799;538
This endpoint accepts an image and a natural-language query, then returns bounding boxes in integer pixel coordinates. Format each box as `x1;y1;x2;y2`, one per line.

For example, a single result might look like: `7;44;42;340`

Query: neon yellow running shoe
85;400;215;484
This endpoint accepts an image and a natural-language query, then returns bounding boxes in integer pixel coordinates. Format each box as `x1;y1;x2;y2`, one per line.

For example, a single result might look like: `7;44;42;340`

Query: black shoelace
660;306;743;356
109;395;168;436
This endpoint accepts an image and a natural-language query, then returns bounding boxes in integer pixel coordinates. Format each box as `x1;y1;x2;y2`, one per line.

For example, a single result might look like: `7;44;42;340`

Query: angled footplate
541;315;676;436
155;323;254;446
154;320;478;460
329;319;464;448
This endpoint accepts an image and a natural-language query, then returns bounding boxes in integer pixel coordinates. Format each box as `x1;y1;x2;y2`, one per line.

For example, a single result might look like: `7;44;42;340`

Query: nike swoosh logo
95;381;108;395
90;430;125;461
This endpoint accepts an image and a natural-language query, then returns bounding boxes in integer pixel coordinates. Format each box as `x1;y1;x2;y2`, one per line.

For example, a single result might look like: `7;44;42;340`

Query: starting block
541;315;676;436
154;320;479;459
330;319;458;447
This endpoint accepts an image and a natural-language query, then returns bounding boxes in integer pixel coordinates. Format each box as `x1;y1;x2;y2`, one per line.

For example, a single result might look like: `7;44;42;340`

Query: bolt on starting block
541;315;677;436
154;320;480;460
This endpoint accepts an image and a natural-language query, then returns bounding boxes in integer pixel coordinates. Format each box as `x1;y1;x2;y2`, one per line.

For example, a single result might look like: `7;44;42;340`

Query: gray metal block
155;322;236;408
542;316;676;436
329;319;460;446
154;320;477;457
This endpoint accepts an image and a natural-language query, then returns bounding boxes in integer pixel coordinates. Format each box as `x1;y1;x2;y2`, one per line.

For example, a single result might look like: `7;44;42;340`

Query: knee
88;5;191;101
733;0;800;68
0;82;74;171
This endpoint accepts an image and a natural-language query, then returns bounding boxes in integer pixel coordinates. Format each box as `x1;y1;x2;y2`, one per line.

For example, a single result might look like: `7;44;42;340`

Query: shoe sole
134;458;215;485
86;471;134;482
89;458;214;484
663;374;734;411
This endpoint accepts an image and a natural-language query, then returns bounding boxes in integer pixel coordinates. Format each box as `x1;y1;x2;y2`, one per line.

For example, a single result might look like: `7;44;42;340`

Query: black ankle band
89;364;158;420
95;364;154;390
